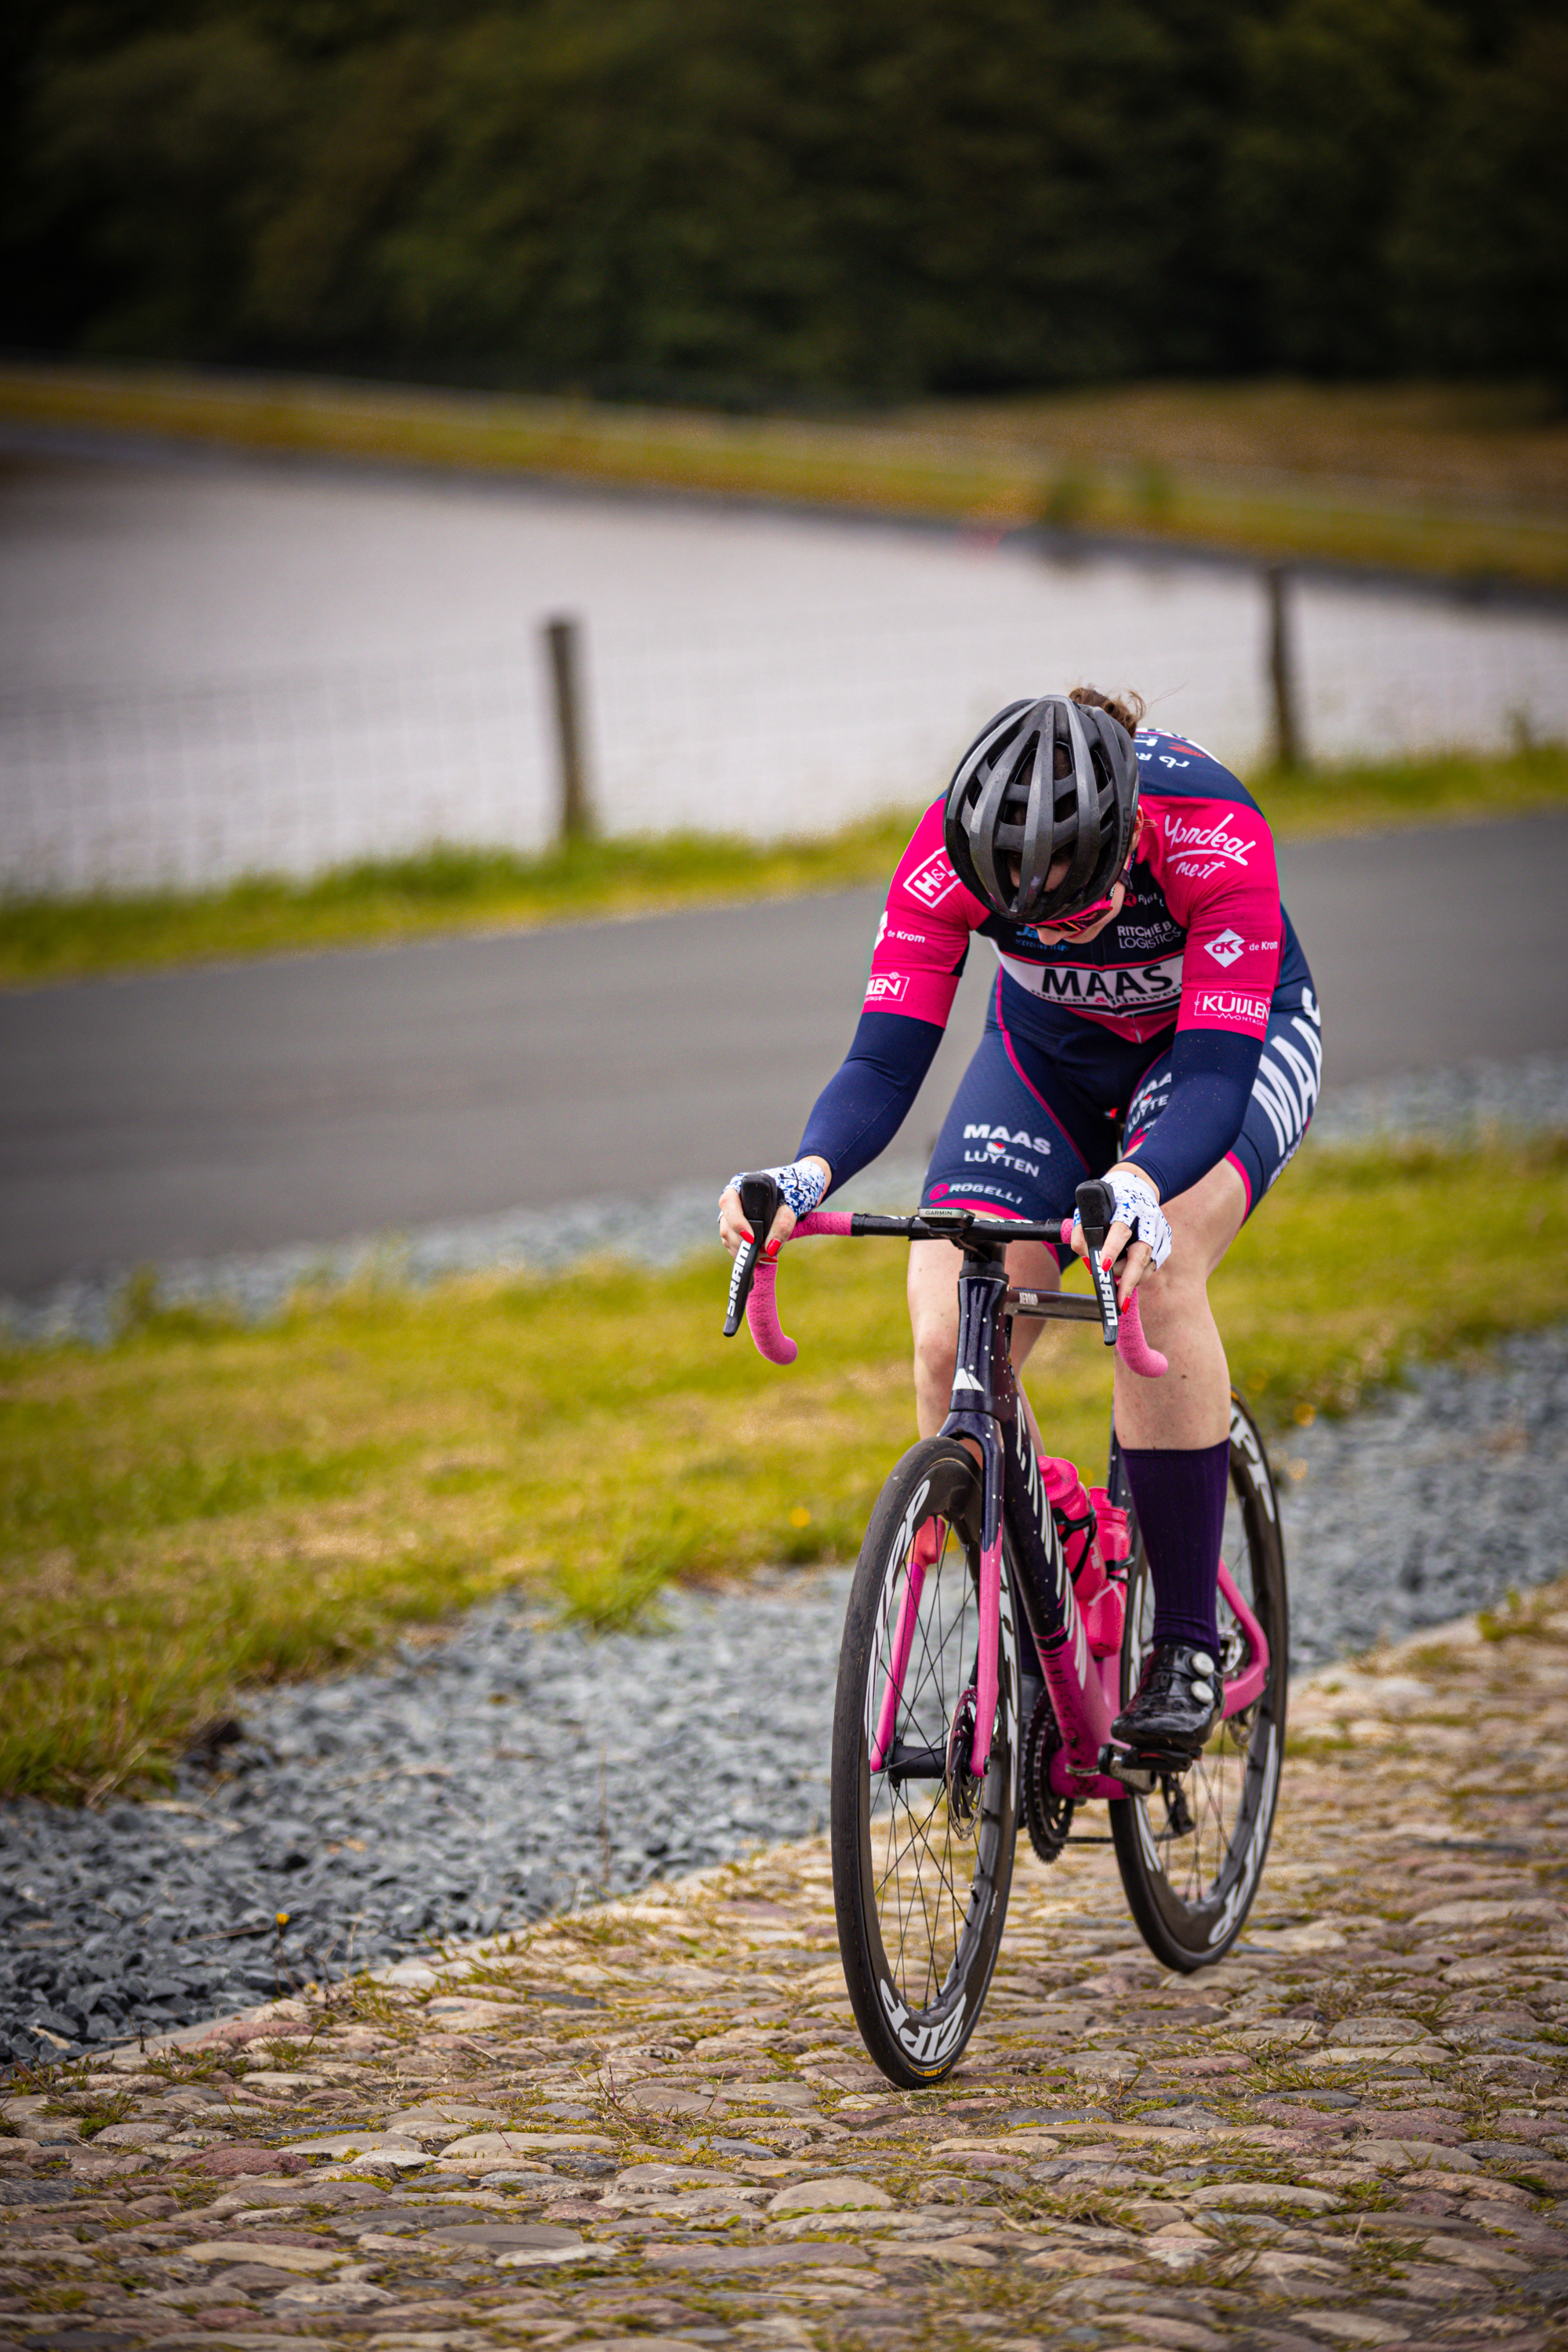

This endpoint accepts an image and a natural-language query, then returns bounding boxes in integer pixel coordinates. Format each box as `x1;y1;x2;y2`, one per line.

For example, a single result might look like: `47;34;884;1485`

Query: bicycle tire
1110;1390;1288;1970
830;1437;1021;2087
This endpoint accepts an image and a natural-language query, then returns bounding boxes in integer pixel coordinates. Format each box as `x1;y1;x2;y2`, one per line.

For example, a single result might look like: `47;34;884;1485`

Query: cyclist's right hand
718;1157;832;1260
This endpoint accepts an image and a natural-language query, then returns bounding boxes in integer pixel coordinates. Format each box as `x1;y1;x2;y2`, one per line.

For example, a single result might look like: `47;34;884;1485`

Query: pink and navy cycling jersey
799;728;1312;1205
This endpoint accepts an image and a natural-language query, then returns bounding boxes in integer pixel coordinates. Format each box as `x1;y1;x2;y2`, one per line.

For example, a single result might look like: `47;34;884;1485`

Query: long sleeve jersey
799;727;1311;1204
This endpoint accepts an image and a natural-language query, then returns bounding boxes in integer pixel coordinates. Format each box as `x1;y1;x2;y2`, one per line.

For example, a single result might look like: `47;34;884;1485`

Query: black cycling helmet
942;694;1140;925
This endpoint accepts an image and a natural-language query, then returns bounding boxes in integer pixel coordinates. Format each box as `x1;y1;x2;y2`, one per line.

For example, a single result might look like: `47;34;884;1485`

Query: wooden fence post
545;615;595;840
1265;563;1305;771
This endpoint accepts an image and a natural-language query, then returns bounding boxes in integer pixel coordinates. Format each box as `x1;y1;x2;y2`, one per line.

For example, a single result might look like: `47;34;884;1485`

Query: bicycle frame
882;1238;1271;1801
721;1171;1270;1805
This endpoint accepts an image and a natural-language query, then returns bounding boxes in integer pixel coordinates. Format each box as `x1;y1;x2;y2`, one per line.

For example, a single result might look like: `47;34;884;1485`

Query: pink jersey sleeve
1142;794;1283;1041
861;798;987;1025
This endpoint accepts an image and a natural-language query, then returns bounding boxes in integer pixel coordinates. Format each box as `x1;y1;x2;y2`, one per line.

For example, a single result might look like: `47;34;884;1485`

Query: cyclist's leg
1110;981;1321;1724
908;985;1113;1440
1112;1160;1245;1449
1113;978;1322;1449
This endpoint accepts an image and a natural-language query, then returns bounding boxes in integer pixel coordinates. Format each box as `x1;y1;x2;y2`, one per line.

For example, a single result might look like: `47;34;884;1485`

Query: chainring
1022;1687;1075;1865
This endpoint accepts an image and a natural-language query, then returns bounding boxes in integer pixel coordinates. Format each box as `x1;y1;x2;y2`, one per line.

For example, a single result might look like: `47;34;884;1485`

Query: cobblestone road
5;1581;1567;2352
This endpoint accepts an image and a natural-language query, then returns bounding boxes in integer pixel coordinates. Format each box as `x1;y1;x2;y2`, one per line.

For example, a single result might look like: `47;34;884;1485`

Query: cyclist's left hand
1070;1163;1171;1307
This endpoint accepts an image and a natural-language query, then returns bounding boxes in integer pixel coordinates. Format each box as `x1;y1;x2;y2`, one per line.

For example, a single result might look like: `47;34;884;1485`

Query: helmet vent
942;694;1140;927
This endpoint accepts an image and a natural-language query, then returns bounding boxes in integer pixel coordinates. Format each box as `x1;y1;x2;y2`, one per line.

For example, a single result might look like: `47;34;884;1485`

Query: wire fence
2;554;1564;895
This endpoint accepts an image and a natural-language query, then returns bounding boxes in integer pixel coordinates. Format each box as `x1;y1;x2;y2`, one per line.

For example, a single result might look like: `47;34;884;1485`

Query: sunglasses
1034;834;1139;935
1044;893;1118;937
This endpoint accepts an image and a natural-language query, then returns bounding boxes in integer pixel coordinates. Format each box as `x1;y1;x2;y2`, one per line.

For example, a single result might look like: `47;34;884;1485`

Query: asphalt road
4;812;1566;1298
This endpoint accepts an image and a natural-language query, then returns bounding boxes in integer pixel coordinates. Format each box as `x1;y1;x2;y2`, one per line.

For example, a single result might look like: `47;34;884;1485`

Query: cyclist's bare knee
908;1238;964;1437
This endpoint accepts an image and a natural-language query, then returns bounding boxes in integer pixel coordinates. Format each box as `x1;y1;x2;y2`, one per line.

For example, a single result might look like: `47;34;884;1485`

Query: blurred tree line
4;0;1564;401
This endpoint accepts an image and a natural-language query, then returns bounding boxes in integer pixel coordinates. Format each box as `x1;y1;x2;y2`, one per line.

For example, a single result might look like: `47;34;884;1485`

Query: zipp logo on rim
879;1978;967;2065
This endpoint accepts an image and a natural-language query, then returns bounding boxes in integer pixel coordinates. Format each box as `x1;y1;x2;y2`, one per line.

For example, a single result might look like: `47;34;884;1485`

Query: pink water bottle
1083;1487;1130;1657
1091;1489;1131;1571
1040;1457;1105;1602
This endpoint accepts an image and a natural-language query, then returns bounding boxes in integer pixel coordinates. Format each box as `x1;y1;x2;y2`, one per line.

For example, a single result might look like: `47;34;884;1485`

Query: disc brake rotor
945;1686;982;1840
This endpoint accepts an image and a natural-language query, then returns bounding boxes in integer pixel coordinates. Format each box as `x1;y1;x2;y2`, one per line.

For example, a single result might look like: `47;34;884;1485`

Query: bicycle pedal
1097;1742;1160;1795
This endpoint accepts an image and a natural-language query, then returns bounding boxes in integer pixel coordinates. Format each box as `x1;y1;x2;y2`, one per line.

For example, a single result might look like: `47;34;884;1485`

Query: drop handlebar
723;1181;1167;1378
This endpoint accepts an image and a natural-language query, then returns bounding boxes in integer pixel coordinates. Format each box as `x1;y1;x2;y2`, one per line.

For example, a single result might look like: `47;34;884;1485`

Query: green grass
2;1131;1566;1803
3;363;1566;587
3;746;1566;987
0;818;916;987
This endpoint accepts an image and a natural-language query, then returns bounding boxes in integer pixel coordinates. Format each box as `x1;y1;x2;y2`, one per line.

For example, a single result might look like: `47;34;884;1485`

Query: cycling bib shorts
921;971;1322;1257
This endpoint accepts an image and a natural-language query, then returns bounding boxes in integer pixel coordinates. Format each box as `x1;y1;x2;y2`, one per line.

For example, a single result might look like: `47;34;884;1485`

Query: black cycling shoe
1112;1640;1222;1759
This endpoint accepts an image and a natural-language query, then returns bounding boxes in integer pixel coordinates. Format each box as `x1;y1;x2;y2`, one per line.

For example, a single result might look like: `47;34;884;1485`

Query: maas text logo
964;1122;1052;1156
1204;928;1246;968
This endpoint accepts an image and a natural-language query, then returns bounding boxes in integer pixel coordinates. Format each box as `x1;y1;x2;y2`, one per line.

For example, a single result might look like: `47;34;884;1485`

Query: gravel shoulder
4;1584;1567;2352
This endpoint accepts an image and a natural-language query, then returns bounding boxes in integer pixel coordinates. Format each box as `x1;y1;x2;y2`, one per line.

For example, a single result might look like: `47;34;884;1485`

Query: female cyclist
720;688;1320;1760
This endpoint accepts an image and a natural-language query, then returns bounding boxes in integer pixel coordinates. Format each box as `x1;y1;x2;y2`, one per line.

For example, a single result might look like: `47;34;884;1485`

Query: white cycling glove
723;1159;830;1223
1076;1169;1173;1269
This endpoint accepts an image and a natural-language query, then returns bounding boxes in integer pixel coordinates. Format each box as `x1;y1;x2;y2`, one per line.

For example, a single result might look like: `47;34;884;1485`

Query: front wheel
830;1439;1020;2087
1110;1390;1289;1969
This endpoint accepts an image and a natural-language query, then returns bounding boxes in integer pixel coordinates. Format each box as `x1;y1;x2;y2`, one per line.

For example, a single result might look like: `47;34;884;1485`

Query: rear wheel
1110;1391;1288;1969
830;1439;1020;2086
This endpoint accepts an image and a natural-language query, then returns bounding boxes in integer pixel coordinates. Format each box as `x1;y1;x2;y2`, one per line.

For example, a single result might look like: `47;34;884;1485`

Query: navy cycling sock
1121;1439;1229;1653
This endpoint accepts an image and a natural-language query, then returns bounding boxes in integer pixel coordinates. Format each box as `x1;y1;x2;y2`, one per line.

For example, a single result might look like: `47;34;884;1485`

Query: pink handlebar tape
742;1210;1166;1376
1057;1216;1167;1378
743;1211;851;1365
1106;1288;1167;1379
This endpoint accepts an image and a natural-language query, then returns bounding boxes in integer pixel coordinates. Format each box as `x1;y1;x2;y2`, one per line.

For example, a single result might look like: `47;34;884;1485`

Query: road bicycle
723;1174;1287;2089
